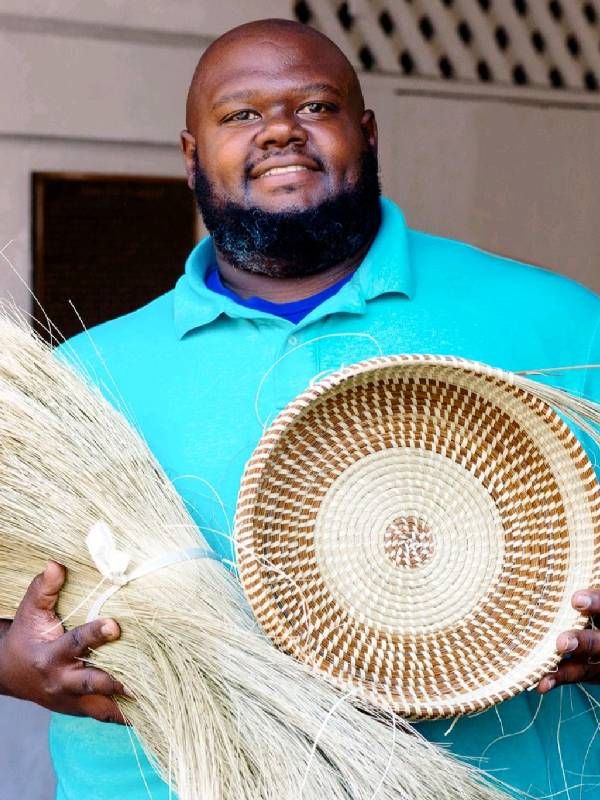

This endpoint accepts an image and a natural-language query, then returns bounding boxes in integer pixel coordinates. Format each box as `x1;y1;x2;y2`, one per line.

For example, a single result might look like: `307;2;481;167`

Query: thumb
16;561;66;625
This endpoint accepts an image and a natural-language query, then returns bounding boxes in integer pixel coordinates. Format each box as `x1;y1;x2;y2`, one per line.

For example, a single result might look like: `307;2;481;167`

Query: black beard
192;149;381;278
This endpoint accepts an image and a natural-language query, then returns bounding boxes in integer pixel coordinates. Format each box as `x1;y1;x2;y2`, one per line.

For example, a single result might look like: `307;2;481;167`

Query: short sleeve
580;316;600;480
583;316;600;403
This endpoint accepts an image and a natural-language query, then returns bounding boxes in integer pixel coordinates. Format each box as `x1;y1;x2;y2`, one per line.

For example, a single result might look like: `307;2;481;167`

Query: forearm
0;619;12;696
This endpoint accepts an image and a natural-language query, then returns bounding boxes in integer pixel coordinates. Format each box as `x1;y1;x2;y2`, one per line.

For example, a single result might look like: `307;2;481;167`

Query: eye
223;109;261;123
298;101;337;115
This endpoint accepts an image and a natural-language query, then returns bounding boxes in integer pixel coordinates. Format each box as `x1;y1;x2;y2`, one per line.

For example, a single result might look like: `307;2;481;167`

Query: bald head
186;19;364;129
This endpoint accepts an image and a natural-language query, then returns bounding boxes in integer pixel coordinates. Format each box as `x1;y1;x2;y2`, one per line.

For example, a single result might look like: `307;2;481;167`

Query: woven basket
236;355;600;719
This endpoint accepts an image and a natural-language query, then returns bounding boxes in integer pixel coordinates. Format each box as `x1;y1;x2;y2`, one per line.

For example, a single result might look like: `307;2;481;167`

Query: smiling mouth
260;165;313;178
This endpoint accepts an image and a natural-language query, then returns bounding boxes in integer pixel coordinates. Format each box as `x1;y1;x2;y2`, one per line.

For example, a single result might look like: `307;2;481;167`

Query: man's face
183;31;377;214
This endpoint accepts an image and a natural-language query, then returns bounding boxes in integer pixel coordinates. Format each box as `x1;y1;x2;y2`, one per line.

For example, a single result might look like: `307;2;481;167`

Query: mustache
244;147;326;181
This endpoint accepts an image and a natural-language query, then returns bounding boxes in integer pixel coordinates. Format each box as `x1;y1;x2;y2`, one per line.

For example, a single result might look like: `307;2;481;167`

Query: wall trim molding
362;72;600;112
0;130;181;149
0;12;213;49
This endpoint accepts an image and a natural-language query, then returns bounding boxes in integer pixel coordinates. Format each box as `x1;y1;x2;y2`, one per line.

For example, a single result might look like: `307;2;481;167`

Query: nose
254;111;307;150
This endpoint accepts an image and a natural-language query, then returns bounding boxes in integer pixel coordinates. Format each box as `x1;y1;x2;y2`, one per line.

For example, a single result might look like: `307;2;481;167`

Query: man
1;18;600;800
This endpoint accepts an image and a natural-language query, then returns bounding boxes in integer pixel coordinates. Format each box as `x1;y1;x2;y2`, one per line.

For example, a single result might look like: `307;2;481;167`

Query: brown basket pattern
236;355;600;719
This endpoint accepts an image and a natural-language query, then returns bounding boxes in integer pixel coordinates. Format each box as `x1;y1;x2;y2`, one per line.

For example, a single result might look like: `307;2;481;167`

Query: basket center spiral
313;448;506;633
383;516;434;569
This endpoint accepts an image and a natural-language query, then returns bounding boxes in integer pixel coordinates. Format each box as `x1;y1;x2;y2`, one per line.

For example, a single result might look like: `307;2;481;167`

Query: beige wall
362;73;600;294
0;0;289;38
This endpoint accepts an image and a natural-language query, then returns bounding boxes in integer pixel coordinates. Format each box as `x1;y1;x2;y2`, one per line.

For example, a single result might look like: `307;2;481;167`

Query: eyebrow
211;82;343;111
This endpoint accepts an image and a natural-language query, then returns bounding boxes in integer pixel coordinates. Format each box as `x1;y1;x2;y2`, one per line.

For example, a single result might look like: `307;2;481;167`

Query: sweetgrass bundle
0;310;518;800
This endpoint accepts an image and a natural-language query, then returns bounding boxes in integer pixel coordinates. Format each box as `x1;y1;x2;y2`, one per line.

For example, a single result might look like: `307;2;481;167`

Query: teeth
262;165;310;177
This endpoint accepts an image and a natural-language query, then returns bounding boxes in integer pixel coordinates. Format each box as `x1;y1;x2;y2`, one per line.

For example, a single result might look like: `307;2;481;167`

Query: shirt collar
173;196;413;338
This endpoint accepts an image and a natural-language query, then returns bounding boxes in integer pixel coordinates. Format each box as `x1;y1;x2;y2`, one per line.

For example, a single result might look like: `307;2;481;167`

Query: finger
63;666;131;698
52;618;120;660
18;561;66;616
556;629;600;661
572;589;600;615
78;695;128;725
538;660;590;693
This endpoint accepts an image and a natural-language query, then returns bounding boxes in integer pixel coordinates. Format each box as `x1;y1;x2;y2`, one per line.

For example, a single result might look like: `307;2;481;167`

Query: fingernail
123;686;136;699
558;635;579;653
101;622;118;639
574;593;592;610
544;678;556;692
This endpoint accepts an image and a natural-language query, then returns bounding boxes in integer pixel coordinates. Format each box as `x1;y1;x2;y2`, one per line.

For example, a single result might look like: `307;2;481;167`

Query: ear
180;130;197;190
361;109;378;155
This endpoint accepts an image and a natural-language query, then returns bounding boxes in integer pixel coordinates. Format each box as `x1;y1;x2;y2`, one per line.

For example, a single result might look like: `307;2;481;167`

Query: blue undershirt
205;267;354;323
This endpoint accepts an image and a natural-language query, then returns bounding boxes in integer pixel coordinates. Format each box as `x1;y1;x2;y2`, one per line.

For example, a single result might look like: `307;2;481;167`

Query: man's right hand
0;561;128;724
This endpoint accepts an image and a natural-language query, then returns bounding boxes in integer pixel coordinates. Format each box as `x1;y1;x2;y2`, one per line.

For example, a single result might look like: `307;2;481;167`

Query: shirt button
288;335;299;346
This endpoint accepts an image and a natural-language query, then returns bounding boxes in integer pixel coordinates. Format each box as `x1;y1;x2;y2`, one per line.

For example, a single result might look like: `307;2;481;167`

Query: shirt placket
268;327;320;422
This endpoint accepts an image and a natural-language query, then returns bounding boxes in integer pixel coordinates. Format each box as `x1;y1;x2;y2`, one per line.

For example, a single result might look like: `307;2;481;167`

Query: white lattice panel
293;0;600;92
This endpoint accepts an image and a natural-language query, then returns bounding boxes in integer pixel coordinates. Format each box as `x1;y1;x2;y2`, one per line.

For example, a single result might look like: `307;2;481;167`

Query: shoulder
54;291;176;398
408;227;600;319
57;291;174;361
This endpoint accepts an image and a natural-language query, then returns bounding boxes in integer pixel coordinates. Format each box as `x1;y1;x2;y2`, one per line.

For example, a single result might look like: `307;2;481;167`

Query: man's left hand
538;589;600;693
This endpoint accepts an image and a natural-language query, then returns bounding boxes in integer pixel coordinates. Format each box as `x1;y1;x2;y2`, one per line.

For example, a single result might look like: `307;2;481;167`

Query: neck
214;236;373;303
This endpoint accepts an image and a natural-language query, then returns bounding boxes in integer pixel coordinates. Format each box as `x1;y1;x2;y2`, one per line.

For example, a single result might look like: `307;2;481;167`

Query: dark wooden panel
32;173;198;341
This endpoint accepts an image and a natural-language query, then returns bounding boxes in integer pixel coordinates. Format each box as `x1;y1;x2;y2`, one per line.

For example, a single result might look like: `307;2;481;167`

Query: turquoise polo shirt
52;197;600;799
